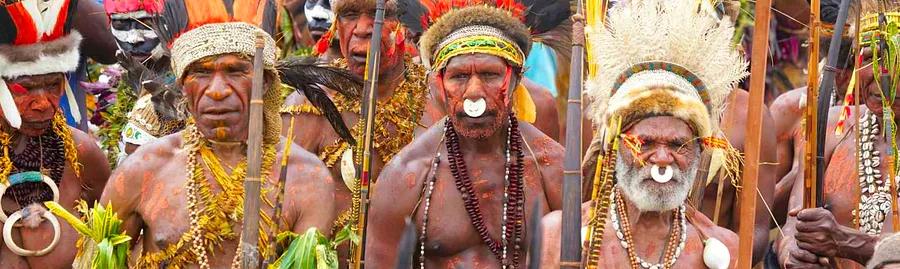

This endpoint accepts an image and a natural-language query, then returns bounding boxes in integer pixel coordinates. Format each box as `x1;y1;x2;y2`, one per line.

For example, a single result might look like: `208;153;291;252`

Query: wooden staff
804;0;821;209
813;0;853;208
559;0;586;267
239;33;267;269
262;113;297;268
352;0;387;267
737;0;773;266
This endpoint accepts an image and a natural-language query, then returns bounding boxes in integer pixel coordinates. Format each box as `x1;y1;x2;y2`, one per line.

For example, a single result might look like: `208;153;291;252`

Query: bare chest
411;156;550;266
825;137;897;231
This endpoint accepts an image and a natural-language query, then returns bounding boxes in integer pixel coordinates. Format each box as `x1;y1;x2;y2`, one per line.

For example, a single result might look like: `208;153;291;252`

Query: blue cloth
523;42;559;96
61;58;88;128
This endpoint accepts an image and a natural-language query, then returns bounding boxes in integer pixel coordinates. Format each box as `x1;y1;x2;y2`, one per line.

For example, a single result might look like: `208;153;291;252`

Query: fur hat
418;5;531;71
0;0;83;129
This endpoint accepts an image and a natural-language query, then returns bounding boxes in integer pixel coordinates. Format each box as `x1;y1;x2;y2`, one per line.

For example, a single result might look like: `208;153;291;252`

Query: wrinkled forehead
625;116;695;139
333;0;398;18
182;54;252;76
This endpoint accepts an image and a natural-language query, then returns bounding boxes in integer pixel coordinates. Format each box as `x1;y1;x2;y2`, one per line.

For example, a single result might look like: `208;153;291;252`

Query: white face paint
304;3;334;26
650;164;674;183
463;98;487;118
110;28;158;44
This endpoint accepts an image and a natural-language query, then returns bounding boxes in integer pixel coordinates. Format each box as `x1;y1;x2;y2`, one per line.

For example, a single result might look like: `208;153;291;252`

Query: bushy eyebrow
636;135;691;145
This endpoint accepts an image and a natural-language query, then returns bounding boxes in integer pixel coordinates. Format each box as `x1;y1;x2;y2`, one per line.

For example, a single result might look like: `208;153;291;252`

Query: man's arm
71;128;111;202
99;144;155;242
281;92;327;152
74;0;117;64
538;210;562;268
364;153;427;269
753;106;778;264
285;146;336;236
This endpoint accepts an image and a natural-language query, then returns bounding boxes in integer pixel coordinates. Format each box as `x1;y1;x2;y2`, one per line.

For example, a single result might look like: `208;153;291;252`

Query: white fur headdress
585;0;747;141
0;0;83;129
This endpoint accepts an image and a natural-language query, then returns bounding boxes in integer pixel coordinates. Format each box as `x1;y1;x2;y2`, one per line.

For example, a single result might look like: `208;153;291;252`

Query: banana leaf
271;225;359;269
45;201;131;269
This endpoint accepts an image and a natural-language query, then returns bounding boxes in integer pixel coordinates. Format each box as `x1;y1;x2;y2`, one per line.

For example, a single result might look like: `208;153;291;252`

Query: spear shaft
239;33;267;269
351;0;387;267
559;0;585;267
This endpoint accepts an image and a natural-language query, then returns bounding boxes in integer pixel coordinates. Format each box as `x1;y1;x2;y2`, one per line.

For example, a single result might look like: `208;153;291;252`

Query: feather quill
277;57;362;145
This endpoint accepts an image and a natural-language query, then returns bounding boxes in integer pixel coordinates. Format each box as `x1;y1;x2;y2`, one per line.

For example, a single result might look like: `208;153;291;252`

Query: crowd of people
0;0;899;268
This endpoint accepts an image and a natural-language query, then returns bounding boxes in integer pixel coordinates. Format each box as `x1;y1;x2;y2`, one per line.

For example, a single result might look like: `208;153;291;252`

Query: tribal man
97;0;340;267
0;0;111;267
541;0;745;267
779;1;900;268
366;2;564;268
95;0;186;168
281;0;429;237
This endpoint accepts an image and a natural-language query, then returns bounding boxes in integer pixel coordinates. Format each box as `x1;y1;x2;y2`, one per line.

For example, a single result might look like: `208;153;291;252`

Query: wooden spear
737;0;773;267
559;0;586;267
352;0;387;267
239;33;267;269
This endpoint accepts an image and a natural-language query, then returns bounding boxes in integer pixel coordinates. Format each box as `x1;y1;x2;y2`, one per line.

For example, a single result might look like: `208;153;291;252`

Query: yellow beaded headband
859;12;900;45
429;25;525;71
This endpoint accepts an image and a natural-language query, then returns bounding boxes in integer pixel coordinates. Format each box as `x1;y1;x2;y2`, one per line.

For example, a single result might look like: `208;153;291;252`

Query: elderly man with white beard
540;0;746;268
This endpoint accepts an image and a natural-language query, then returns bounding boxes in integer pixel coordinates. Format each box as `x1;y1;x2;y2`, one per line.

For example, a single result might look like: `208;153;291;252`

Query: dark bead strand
8;131;66;206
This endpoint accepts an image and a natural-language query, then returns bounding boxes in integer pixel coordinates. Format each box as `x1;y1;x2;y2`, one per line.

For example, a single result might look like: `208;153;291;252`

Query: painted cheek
7;83;27;95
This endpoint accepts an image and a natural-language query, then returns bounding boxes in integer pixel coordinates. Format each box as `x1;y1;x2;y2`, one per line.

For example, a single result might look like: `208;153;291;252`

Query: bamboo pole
737;0;773;266
804;0;821;209
559;0;585;267
239;33;267;269
351;0;387;267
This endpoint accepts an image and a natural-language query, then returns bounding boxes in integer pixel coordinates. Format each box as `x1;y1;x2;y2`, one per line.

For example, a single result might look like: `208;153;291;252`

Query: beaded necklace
856;111;894;235
0;113;80;207
418;113;526;268
610;189;686;269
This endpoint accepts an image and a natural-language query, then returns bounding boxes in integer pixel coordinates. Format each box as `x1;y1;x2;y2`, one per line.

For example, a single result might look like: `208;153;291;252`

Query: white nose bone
463;98;487;118
650;164;673;183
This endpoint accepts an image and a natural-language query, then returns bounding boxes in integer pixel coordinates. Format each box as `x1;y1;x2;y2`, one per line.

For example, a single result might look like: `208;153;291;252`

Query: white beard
615;151;699;212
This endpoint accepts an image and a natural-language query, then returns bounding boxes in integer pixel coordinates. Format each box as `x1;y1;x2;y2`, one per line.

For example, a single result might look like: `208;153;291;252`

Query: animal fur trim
0;32;82;79
419;5;531;68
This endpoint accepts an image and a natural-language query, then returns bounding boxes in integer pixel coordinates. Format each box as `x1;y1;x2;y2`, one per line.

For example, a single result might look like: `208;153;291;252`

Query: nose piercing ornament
463;98;486;117
650;164;673;183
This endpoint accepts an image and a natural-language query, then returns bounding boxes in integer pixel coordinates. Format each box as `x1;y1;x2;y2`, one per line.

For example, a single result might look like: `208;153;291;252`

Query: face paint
305;0;334;33
109;11;163;61
439;54;514;138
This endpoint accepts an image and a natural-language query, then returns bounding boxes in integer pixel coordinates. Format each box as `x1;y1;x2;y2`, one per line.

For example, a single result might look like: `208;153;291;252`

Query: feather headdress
585;0;748;141
156;0;279;80
0;0;82;129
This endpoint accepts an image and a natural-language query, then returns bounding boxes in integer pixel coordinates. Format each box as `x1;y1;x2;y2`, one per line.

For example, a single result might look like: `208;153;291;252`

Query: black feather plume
523;0;571;34
156;0;188;46
278;56;363;146
398;0;427;35
0;7;15;45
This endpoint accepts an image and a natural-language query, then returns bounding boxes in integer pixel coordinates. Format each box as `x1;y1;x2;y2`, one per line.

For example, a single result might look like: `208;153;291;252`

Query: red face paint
7;83;27;95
